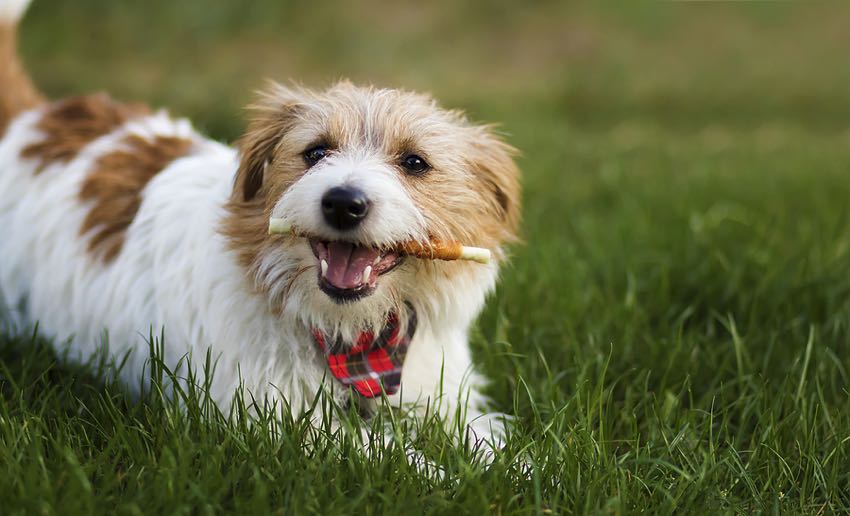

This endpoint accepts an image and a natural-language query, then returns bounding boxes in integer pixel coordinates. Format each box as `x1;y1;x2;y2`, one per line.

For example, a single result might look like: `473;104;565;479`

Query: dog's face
224;82;520;334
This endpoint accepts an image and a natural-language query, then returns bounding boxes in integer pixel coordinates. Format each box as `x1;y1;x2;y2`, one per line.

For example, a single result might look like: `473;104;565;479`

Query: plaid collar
311;307;417;398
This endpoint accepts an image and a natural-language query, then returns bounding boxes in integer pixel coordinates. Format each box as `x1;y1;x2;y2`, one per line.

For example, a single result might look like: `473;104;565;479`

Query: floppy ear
233;85;303;202
469;128;522;240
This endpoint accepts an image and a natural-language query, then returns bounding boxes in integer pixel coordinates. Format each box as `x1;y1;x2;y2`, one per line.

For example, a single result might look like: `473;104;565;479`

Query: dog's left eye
303;146;328;166
400;154;430;175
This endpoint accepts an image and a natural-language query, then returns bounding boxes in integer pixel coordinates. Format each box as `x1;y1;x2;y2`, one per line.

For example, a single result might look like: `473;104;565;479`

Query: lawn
3;0;850;513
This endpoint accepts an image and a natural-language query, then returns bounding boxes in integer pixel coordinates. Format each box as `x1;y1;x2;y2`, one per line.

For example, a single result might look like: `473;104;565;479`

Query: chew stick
267;217;491;264
397;240;491;264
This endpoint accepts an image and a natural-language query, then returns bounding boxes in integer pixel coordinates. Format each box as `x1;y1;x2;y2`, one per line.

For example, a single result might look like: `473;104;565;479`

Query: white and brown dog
0;0;520;448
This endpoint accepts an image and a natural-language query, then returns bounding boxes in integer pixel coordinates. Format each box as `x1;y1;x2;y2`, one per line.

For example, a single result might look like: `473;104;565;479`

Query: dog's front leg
395;326;509;462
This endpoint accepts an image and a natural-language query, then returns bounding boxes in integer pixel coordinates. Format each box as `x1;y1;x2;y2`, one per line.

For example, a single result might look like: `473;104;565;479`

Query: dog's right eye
303;146;328;166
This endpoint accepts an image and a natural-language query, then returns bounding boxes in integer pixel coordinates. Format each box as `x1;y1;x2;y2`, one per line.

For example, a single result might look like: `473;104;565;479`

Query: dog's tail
0;0;42;133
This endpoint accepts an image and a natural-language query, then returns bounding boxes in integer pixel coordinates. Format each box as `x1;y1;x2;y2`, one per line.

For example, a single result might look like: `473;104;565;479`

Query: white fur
273;150;428;247
0;106;507;450
0;0;32;23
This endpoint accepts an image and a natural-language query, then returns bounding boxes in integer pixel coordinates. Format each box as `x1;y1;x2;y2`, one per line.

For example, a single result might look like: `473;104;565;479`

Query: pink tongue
325;242;381;289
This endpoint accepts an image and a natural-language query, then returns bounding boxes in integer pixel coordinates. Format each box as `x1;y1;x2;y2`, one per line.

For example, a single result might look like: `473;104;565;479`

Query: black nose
321;186;371;230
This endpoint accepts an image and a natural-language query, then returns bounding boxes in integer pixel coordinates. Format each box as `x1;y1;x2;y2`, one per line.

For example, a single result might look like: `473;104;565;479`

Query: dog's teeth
321;260;328;277
373;256;381;266
362;265;372;284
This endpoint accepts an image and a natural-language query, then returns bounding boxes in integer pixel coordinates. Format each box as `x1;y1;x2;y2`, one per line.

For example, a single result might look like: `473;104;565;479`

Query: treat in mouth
310;239;402;302
269;218;492;264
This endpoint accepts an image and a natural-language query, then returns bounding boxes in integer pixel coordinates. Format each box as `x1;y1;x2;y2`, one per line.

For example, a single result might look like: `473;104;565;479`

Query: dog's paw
464;411;512;464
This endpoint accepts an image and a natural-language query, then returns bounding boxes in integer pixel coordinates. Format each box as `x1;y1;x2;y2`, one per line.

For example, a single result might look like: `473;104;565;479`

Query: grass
3;0;850;513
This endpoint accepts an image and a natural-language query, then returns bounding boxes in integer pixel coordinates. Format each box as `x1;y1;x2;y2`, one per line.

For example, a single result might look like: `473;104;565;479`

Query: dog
0;0;521;451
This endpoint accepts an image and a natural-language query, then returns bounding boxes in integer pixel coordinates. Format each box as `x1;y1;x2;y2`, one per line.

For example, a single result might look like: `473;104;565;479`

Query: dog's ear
469;128;522;240
234;85;303;202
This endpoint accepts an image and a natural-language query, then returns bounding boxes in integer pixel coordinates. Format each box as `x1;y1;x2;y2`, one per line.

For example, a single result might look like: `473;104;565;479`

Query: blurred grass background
22;0;850;137
4;0;850;513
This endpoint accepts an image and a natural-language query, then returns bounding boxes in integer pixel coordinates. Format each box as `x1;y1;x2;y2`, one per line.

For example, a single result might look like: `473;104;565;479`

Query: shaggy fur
0;1;521;450
22;94;151;172
80;133;195;261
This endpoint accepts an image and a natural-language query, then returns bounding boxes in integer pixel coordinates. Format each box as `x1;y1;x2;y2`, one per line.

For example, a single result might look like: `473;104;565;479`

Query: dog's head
224;82;520;335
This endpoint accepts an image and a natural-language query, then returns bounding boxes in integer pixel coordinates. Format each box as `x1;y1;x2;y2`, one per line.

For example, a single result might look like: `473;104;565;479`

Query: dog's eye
400;154;429;176
303;146;328;166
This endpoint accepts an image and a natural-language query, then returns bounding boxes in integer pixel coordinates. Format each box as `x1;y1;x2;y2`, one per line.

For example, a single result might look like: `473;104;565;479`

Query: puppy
0;0;520;449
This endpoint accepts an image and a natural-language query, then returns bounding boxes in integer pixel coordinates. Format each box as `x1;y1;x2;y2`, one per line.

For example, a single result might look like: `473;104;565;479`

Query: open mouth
310;239;402;302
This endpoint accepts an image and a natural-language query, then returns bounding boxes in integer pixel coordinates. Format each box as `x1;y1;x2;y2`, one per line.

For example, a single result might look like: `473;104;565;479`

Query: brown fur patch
221;196;272;273
0;24;43;135
222;88;307;272
80;134;194;262
21;94;150;172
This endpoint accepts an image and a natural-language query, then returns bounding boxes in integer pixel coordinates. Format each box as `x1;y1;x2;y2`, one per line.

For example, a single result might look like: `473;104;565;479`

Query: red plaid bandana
311;308;417;398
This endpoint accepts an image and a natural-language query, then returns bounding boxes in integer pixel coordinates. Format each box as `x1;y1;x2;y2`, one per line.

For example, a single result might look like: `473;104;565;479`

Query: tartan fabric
311;307;417;398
